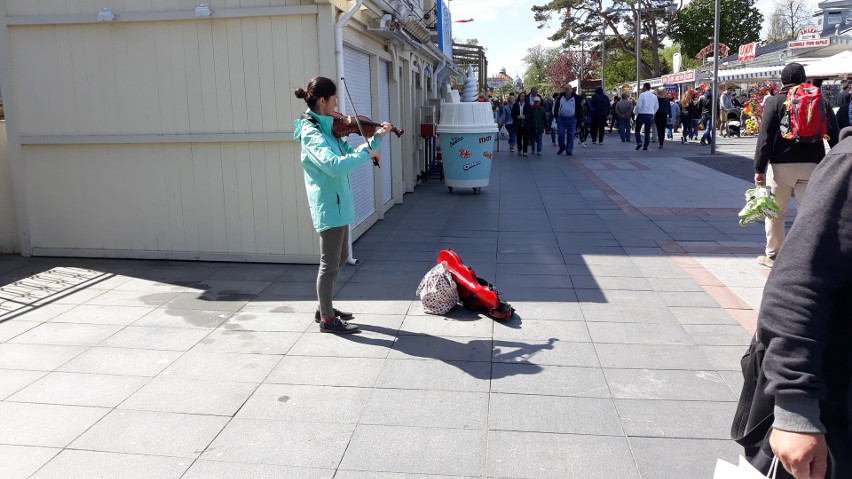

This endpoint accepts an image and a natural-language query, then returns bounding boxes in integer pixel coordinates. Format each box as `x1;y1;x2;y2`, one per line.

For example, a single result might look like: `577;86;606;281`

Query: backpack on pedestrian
780;83;829;143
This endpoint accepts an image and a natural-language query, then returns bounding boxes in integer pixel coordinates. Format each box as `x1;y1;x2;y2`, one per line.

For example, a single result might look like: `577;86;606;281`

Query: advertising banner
661;70;696;84
738;42;756;62
436;0;453;60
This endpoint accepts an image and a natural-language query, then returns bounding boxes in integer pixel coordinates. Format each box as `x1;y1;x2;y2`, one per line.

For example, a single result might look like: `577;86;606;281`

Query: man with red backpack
753;63;840;268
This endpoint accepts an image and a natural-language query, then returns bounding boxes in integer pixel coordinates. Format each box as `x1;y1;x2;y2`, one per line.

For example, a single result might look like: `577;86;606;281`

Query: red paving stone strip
638;207;676;216
656;240;757;334
570;159;643;216
629;161;652;171
573;165;760;334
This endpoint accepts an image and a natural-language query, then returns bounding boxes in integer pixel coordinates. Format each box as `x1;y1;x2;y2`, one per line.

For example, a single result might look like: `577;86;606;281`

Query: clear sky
447;0;821;80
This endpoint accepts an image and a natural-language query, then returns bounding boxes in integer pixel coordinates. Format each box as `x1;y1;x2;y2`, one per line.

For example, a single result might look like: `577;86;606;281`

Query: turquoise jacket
293;109;383;233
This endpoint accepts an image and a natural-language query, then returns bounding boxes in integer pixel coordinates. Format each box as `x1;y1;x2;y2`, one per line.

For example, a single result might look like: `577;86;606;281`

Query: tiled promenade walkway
1;133;777;478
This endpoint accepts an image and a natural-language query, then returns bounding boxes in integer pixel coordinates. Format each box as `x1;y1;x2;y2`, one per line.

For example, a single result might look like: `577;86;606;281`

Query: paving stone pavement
0;131;779;478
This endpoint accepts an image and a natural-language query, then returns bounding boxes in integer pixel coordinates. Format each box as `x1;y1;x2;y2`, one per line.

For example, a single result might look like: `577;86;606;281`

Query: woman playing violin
293;76;391;334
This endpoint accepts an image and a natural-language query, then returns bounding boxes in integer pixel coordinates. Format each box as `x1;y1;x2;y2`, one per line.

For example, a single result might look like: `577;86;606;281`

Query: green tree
669;0;764;59
522;45;561;92
532;0;675;79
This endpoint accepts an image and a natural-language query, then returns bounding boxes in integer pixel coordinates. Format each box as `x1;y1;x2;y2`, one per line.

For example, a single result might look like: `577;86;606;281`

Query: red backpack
780;83;828;143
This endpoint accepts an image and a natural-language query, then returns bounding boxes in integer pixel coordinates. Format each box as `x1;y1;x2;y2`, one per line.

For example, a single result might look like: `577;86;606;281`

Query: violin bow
340;77;379;168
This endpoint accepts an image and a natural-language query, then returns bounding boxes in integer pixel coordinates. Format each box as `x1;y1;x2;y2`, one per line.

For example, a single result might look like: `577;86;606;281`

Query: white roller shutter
342;47;375;228
378;60;393;205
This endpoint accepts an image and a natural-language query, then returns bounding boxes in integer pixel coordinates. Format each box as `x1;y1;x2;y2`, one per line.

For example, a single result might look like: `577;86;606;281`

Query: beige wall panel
0;123;20;253
11;15;317;137
21;143;312;257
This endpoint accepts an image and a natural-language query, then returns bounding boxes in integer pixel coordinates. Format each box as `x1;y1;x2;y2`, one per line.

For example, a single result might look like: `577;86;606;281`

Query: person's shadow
341;320;556;380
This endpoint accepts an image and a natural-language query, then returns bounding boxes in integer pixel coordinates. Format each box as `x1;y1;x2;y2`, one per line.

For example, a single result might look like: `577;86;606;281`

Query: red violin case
437;249;514;320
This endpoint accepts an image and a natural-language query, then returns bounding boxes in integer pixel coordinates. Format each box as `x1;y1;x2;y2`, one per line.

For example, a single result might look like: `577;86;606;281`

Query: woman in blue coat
293;77;390;333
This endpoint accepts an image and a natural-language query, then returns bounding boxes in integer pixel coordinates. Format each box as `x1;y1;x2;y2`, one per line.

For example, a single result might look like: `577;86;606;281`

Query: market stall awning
717;65;784;82
796;51;852;78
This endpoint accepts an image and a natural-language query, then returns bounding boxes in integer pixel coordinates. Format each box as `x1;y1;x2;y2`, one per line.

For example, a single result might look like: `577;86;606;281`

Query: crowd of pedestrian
488;80;763;157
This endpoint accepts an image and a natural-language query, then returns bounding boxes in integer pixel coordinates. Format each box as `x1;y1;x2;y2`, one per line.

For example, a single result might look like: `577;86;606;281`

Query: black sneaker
635;144;641;150
315;308;354;323
320;318;360;334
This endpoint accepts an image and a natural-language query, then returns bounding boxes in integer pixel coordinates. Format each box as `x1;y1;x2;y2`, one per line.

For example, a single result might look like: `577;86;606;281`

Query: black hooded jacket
754;63;840;174
590;88;611;119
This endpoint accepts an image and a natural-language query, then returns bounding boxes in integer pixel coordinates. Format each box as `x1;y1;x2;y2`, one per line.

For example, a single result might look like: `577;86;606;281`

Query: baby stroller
726;108;742;137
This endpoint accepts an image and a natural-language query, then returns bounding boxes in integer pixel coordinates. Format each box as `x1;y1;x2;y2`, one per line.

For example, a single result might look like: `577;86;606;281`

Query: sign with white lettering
788;38;830;49
738;42;756;62
661;70;696;84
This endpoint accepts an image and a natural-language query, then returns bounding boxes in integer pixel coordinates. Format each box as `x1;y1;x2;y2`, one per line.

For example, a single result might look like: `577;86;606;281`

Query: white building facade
0;0;458;262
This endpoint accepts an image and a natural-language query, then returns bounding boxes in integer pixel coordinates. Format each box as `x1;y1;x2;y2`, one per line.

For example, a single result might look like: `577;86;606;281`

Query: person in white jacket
633;83;658;150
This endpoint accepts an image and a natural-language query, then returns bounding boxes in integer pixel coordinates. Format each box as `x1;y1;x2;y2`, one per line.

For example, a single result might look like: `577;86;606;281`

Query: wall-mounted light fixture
195;3;213;17
97;7;116;22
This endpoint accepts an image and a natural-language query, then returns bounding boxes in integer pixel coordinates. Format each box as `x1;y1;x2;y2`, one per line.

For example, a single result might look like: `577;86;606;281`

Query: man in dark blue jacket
590;87;611;145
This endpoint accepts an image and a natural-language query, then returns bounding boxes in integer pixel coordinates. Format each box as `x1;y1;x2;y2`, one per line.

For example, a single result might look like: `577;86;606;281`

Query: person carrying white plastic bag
715;456;780;479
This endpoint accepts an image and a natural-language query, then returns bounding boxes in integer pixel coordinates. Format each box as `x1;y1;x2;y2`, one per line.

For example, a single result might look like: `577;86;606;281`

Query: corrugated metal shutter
378;60;393;205
343;47;375;228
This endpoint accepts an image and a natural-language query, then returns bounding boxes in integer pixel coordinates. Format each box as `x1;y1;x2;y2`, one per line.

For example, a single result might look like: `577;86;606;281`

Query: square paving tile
360;388;488;429
161;351;281;383
487;431;640;479
182;461;333;479
0;402;109;447
700;345;749;371
719;370;745;399
9;372;148;408
587;322;693;345
191;329;301;355
615;399;738;439
683;324;752;346
223;311;313;332
669;306;739;325
492;319;590;341
491;364;610;398
265;356;386;388
629;437;741;479
200;418;354;468
99;326;211;351
8;322;122;347
0;369;47;399
580;304;678;324
489;393;623;436
0;320;41;342
287;332;394;359
0;445;59;479
85;290;180;308
50;305;155;325
493;339;600;367
595;343;713;370
339;424;486;477
237;384;371;423
658;291;720;308
0;343;87;371
604;368;737;401
119;377;258;416
69;409;229;458
58;347;182;377
375;359;491;392
29;450;191;479
166;292;250;312
398;315;493;337
131;308;234;329
388;335;491;362
510;301;584;321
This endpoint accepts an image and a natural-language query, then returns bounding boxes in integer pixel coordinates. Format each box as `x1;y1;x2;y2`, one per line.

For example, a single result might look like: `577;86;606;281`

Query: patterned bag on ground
415;261;459;315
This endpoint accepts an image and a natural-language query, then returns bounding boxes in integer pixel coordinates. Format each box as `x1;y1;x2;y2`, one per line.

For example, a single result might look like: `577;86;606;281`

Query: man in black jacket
590;87;611;145
746;126;852;479
753;63;839;268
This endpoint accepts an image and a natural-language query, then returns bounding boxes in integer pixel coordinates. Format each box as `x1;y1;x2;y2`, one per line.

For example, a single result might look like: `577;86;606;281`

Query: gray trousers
317;225;349;318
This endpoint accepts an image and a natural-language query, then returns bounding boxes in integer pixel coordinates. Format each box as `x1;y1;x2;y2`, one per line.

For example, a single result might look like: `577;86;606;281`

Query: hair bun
294;88;307;99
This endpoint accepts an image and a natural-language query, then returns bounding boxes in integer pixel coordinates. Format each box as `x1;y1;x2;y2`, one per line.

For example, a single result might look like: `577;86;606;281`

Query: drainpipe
335;0;364;266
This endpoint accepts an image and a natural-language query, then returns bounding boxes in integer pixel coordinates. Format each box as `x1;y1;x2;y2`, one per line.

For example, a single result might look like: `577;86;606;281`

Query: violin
330;112;404;139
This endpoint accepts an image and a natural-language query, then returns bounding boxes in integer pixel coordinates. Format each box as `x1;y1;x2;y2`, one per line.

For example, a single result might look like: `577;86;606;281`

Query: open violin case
437;249;514;320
